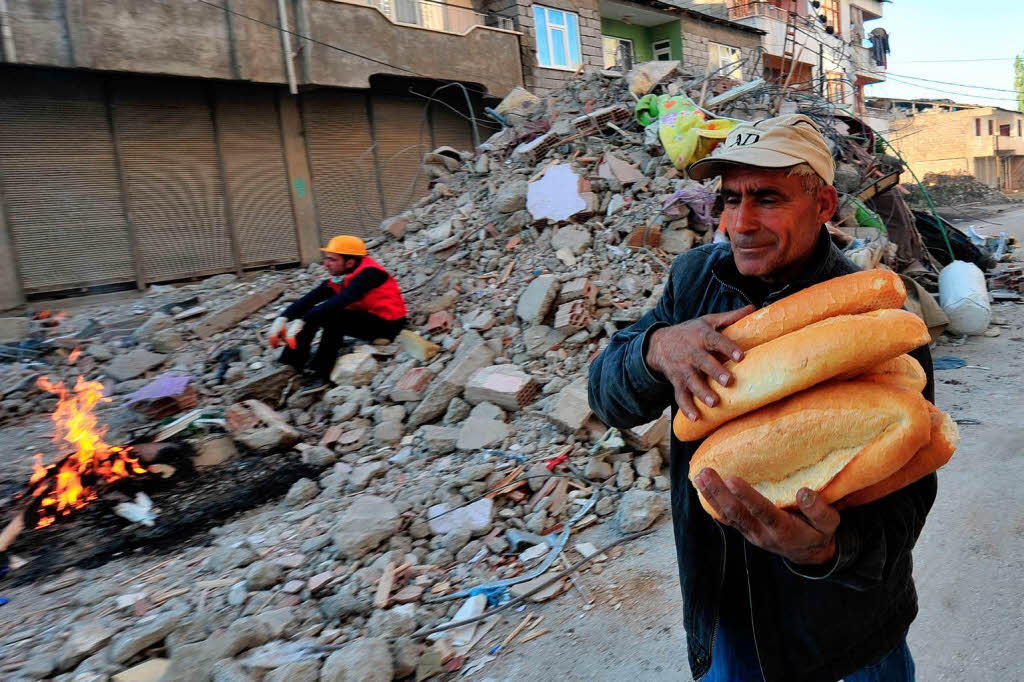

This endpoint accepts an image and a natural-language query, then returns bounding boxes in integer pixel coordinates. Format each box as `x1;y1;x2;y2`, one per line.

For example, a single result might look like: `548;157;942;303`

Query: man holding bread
590;115;939;681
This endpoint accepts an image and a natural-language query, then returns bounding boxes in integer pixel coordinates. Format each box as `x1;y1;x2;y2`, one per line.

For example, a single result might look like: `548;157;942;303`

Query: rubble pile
1;64;1019;680
905;172;1012;207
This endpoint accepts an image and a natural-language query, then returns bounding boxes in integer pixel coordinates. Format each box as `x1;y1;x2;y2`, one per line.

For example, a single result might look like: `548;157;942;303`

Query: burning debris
24;375;148;529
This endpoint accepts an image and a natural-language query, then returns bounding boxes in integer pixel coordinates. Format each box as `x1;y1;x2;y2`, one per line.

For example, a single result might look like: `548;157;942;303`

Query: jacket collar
712;227;844;305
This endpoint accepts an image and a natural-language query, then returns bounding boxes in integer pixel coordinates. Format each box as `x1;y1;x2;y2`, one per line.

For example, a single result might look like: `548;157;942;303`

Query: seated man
268;235;407;380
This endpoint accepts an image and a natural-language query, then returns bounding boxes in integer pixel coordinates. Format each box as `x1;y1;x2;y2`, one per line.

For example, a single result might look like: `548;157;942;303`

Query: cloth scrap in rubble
527;165;587;223
123;374;193;406
662;181;716;227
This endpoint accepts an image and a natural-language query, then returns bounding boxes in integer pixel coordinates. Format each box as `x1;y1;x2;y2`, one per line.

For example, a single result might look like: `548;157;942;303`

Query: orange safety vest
327;256;407;321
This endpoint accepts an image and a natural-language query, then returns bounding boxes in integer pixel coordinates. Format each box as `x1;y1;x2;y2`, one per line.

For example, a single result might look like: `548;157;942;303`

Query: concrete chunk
105;348;167;382
330;349;378;387
408;332;493;427
464;364;538;411
547;377;591;433
456;416;509;450
397;329;440;361
516;274;560;325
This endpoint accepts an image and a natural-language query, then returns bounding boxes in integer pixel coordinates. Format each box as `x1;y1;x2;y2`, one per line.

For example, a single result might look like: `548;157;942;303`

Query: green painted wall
600;18;653;63
600;18;682;64
649;20;683;62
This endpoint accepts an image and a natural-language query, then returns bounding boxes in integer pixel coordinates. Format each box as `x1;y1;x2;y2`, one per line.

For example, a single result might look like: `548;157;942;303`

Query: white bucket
938;260;990;335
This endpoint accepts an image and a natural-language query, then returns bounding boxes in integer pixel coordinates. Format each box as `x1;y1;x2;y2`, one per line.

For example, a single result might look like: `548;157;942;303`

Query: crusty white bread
722;269;906;351
844;354;927;393
672;309;931;441
689;381;932;520
836;405;959;509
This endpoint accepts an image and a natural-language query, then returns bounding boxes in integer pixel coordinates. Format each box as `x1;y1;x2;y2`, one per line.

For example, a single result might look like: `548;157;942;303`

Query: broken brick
426;311;454;333
464;365;538;412
390;367;434;402
554;299;591;333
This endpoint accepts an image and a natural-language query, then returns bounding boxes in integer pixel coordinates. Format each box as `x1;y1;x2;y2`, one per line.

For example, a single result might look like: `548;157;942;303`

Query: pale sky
864;0;1023;111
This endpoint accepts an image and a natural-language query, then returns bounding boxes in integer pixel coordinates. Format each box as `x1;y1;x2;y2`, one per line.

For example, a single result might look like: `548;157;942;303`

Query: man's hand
267;317;288;349
645;305;754;421
694;468;838;566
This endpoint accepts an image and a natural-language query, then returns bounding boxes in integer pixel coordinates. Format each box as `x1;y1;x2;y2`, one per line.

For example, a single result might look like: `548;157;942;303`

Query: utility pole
818;43;824;97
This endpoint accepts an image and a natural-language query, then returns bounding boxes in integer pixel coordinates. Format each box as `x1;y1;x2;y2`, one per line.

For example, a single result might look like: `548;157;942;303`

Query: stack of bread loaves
672;269;959;518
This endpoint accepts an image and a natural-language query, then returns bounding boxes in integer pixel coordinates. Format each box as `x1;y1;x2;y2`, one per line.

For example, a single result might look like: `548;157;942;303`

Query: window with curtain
602;37;634;70
708;43;743;79
533;5;582;69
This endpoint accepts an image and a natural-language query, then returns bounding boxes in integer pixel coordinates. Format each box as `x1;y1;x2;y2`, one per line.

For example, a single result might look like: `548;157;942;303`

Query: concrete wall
679;14;761;79
599;18;684;65
601;18;655;63
1;0;522;96
890;107;1024;188
301;2;522;95
489;0;603;93
649;20;683;61
888;110;974;183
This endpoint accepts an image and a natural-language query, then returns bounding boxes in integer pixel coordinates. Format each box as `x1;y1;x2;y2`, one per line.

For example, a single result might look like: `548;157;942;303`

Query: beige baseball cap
687;114;835;185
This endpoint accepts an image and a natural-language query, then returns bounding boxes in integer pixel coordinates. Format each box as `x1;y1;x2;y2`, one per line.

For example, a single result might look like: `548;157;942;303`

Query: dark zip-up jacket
282;268;388;326
589;229;936;682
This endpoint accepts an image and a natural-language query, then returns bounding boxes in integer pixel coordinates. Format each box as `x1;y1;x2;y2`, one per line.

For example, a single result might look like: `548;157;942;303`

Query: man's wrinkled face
719;167;837;281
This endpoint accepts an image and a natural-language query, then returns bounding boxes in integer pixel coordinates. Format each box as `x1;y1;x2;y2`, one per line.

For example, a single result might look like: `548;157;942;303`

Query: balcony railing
728;1;789;22
359;0;514;34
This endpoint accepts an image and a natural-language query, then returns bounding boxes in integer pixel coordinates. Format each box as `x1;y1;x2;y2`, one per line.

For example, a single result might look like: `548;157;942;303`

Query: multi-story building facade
487;0;764;94
882;104;1024;192
671;1;889;125
0;0;520;309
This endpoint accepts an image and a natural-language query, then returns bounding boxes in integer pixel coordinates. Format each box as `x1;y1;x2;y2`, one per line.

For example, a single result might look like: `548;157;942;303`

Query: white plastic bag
938;260;990;335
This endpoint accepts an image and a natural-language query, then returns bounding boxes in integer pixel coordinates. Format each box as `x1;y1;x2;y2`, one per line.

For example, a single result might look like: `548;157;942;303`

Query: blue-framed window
533;5;582;69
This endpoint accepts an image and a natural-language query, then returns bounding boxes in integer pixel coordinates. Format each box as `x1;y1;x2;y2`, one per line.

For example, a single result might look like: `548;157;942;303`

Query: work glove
267;317;288;348
284;319;305;350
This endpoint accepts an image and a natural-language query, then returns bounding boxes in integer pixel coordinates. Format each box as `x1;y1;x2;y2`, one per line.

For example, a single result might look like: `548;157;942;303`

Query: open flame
25;375;147;528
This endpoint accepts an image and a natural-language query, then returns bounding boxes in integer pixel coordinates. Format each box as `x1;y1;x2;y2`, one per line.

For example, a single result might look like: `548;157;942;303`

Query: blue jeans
703;627;915;681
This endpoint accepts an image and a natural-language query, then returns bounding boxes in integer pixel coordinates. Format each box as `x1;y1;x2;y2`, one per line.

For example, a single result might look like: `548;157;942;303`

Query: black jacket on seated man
279;255;407;378
588;228;935;682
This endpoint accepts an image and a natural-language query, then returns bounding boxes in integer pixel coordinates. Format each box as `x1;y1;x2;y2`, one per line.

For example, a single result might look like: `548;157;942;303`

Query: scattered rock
332;496;401;559
321;637;393;682
617;489;668;533
246;560;284;591
284;478;319;506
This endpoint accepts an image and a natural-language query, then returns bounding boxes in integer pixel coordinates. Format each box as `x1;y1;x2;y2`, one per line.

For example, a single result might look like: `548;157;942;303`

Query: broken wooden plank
193;284;284;339
374;561;397;608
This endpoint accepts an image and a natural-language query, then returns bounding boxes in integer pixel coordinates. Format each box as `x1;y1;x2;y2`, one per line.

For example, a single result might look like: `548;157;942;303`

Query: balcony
347;0;515;34
851;43;884;83
305;0;523;96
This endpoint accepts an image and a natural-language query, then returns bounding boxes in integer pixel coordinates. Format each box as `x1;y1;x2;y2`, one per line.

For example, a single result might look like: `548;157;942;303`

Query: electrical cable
876;74;1023;103
186;0;495;97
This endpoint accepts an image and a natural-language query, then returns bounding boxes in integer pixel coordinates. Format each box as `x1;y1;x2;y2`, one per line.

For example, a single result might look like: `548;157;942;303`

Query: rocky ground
0;64;1020;681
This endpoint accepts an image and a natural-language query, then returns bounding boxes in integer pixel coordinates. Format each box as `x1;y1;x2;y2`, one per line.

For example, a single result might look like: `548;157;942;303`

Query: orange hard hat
321;235;367;256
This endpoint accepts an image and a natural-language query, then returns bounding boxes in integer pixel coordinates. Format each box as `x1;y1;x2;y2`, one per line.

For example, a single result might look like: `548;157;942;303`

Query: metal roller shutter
430;107;475;155
0;70;135;293
302;91;382;242
113;79;236;282
371;95;431;219
214;85;299;268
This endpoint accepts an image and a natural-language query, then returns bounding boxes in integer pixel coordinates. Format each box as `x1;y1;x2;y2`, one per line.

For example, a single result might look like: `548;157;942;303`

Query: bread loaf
847;354;927;393
689;381;932;519
837;405;958;509
672;309;931;441
723;269;906;351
